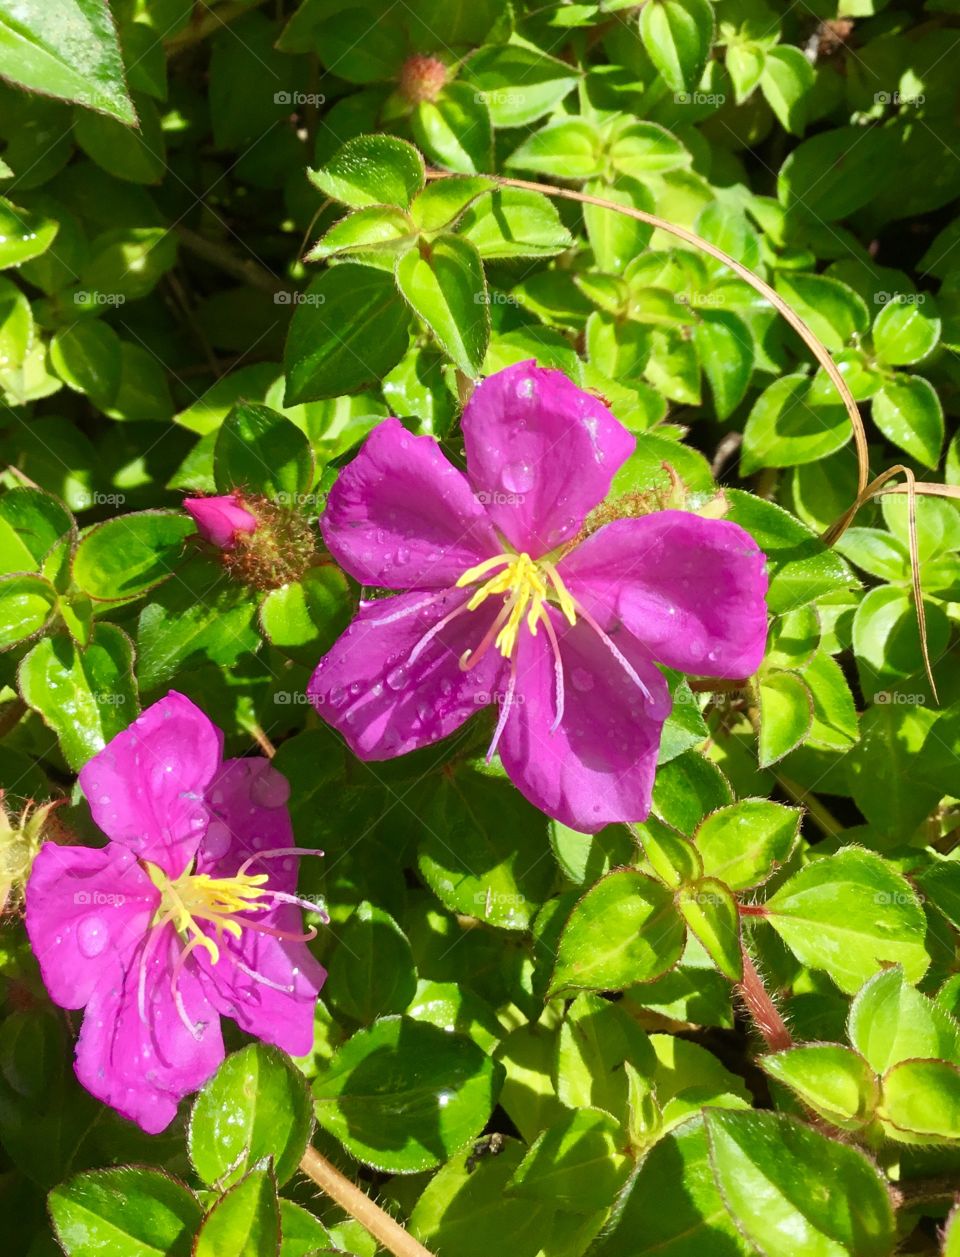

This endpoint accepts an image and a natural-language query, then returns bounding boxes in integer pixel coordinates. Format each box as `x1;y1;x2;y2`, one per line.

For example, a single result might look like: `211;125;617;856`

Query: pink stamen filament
170;934;208;1039
365;589;448;626
486;654;518;763
574;599;653;702
539;610;566;733
460;596;516;671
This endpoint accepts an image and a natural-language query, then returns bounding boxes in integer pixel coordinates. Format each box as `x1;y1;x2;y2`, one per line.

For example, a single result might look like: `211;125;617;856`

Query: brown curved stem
299;1146;435;1257
424;168;869;500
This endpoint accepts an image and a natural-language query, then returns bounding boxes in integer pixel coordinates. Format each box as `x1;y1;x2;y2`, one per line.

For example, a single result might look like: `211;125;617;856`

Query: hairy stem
738;947;792;1052
174;226;286;295
299;1146;435;1257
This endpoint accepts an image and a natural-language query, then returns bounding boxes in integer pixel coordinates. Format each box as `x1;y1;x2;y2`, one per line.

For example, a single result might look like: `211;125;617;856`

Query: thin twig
299;1146;435;1257
424;168;870;499
174;225;287;294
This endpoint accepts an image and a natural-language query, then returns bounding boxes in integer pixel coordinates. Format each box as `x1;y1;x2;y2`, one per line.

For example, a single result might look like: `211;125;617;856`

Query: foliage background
1;0;960;1254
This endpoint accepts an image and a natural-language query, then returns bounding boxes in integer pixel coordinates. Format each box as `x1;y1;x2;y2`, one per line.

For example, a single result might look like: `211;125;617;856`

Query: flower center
455;551;577;662
145;860;271;966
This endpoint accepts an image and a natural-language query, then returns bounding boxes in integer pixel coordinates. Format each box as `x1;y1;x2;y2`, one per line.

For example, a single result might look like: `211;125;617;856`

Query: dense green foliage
1;0;960;1254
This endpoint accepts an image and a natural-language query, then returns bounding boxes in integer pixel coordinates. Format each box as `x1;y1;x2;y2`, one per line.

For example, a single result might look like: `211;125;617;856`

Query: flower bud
399;54;447;104
184;494;258;551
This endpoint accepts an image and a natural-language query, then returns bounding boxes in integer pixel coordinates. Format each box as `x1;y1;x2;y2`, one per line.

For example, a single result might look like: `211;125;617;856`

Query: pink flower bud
184;494;257;550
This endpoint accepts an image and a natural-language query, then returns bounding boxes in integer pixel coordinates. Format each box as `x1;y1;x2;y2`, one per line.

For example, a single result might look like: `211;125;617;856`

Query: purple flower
308;362;768;832
24;693;325;1134
184;493;257;550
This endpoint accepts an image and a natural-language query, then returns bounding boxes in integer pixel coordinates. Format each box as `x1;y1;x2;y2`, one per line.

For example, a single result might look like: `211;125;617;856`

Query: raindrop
77;917;108;959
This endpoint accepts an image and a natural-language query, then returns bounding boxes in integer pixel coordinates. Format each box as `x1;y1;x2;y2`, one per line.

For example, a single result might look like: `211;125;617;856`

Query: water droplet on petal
572;668;594;693
203;820;232;859
250;764;290;809
77;916;108;958
502;461;534;494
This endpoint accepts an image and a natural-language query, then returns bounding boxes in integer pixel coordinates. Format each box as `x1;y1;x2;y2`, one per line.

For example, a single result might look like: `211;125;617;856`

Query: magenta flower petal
322;417;500;589
25;843;157;1009
79;692;224;877
308;588;507;759
462;361;635;556
74;928;224;1135
184;494;257;550
197;913;324;1058
559;513;769;679
499;611;671;832
199;758;297;888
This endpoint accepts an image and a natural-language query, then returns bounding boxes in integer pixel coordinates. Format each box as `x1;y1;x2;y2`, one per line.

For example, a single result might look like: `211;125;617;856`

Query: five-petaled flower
25;693;325;1133
309;361;768;832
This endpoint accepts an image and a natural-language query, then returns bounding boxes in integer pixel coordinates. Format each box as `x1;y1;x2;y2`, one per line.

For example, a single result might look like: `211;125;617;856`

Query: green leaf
636;817;703;889
763;847;930;994
396;234;489;376
0;196;58;268
880;1058;960;1142
278;1200;331;1257
0;486;73;566
704;1109;895;1257
693;310;754;420
0;0;136;125
758;671;813;766
19;624;138;771
871;374;944;468
678;879;742;981
457;188;573;260
409;1139;562;1257
193;1165;280;1257
640;0;715;93
608;121;691;177
507;119;605;180
778;127;895;223
258;566;351;663
583;176;654;273
872;297;941;365
853;584;950;693
283;263;411;404
312;1017;502;1173
848;966;960;1074
593;1116;753;1257
0;572;58;650
416;769;553;930
694;800;800;891
760;46;814;135
73;94;165;184
724;489;855;613
776;273;869;353
410;176;493;232
803;651;859;750
326;901;418;1022
742;373;850;472
214;403;313;500
306;205;416;262
135;555;260;692
462;44;578;127
509;1108;630;1212
760;1045;879;1130
49;320;121;409
189;1044;313;1190
73;510;192;601
412;83;492;176
555;992;656;1122
49;1166;202;1257
550;869;686;996
846;701;942;837
308;135;425;208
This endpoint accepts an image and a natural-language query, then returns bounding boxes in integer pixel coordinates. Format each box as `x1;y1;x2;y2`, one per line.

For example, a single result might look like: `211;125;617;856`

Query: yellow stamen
145;861;271;965
456;550;578;660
